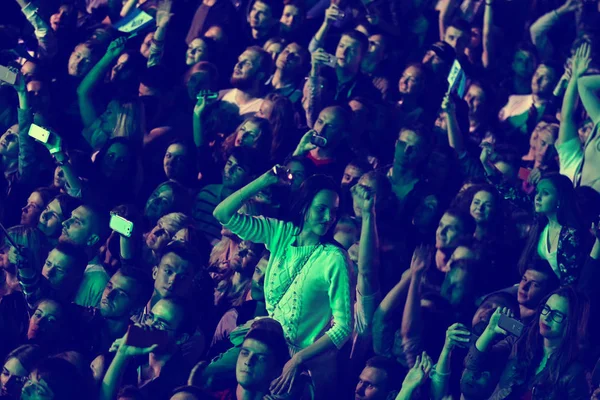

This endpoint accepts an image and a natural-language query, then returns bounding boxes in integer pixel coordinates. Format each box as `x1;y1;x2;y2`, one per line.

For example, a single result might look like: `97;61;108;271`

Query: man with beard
220;46;273;116
37;194;82;248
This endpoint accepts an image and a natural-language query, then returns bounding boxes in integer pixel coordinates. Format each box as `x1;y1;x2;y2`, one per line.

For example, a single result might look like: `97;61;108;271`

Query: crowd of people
0;0;600;398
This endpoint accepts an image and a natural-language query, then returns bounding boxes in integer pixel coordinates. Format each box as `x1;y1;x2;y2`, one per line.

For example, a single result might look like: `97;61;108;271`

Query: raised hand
41;131;62;155
402;352;433;391
194;95;207;116
572;42;591;78
109;329;159;358
410;245;432;276
444;323;471;351
479;142;494;165
557;0;582;15
311;48;333;69
441;94;456;116
293;130;318;156
106;37;127;59
156;0;174;28
324;4;344;23
486;307;514;337
352;184;376;215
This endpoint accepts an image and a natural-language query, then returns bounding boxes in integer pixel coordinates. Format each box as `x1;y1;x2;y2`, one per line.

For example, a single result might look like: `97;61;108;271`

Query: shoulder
318;244;350;265
198;184;222;196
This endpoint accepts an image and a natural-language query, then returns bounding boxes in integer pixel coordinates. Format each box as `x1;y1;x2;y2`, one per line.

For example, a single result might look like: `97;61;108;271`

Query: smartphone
498;314;524;337
323;53;337;68
197;90;218;101
110;213;134;238
310;134;328;148
0;65;17;85
125;324;169;348
28;124;51;144
272;165;293;181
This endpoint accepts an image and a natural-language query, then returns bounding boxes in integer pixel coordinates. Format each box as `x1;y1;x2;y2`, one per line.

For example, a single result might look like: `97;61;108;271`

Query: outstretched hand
156;0;174;28
402;352;433;391
572;42;591;78
106;37;127;58
270;356;302;395
486;307;514;337
109;328;159;358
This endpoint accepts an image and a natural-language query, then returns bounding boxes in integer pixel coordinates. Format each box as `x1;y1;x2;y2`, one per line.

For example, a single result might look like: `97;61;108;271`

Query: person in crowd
354;356;402;400
37;194;82;247
21;356;87;399
269;43;310;107
0;345;44;399
517;260;560;324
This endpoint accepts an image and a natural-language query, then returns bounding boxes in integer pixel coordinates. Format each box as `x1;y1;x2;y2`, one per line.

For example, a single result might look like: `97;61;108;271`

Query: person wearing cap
422;41;456;78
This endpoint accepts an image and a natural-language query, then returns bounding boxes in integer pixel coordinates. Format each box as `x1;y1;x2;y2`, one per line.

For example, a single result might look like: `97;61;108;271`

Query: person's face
249;1;276;33
186;38;207;66
280;4;302;32
163;143;189;181
0;125;19;158
231;50;262;86
444;26;468;54
470;190;494;224
68;44;94;78
50;4;74;32
351;175;378;218
236;338;277;390
534;179;559;215
539;294;568;340
38;199;65;237
110;53;132;82
464;84;486;119
285;160;307;192
303;189;339;238
145;299;185;342
21;61;39;78
140;32;154;58
235;121;262;148
535;128;556;165
27;80;50;111
398;66;423;96
230;241;261;272
53;167;66;189
222;156;250;189
250;257;268;301
145;186;175;222
314;108;345;146
355;367;389;400
27;300;63;341
42;248;78;290
1;357;27;397
518;269;551;308
531;65;556;96
335;35;363;71
364;34;386;65
341;165;364;189
170;393;202;400
275;43;303;73
152;252;194;299
512;50;535;78
101;142;131;179
395;129;425;168
60;206;99;247
256;100;274;120
172;228;189;244
422;50;443;70
436;213;466;250
100;271;140;318
20;370;54;400
146;220;173;251
265;42;283;61
21;192;45;226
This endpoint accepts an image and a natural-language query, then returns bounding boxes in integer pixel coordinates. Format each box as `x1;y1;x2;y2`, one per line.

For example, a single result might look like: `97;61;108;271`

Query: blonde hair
157;212;189;236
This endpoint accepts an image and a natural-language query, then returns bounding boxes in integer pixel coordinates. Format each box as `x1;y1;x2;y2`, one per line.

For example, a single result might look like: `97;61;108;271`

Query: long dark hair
518;172;583;274
262;93;300;162
287;174;342;244
513;286;589;389
451;183;506;241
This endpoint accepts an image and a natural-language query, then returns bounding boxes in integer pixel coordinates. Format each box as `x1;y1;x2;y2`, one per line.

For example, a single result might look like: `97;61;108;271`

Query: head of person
250;252;268;301
422;41;455;76
139;32;154;59
530;121;558;167
171;225;211;262
435;208;476;251
313;105;351;151
146;213;190;252
68;41;101;78
284;156;313;193
288;174;342;242
27;78;52;113
21;356;85;399
163;141;197;184
531;63;559;98
100;267;153;319
472;292;520;329
361;33;388;70
231;116;273;153
578;118;594;144
280;0;305;34
95;137;139;182
454;184;502;227
110;50;145;86
0;226;46;275
27;299;66;343
236;321;289;392
145;181;192;226
444;19;470;55
0;124;19;159
41;243;88;293
355;356;401;400
440;255;478;307
412;194;444;234
351;170;393;219
152;242;202;301
59;204;109;249
186;62;219;100
336;31;369;74
231;46;273;90
38;194;82;239
229;241;265;276
533;172;581;227
49;2;76;32
169;385;211;400
398;63;426;98
221;147;262;190
248;0;283;39
186;37;214;66
464;81;489;122
0;345;44;398
394;124;430;169
257;93;297;156
263;37;286;61
334;215;360;250
341;158;371;190
274;42;309;79
487;144;520;182
21;188;57;227
142;297;195;349
512;45;537;78
518;260;560;310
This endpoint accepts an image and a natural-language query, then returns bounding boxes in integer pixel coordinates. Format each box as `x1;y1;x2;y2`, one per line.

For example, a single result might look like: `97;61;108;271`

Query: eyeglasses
541;305;567;323
142;313;176;332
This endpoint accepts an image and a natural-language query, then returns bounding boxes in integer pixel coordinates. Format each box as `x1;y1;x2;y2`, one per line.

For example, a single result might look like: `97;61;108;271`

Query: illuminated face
21;191;45;226
302;189;339;238
249;0;276;36
100;271;140;318
444;26;468;54
235;121;262;148
539;294;568;340
27;300;63;341
49;4;74;32
275;43;303;73
231;49;263;87
435;213;466;250
512;50;535;78
398;66;423;96
280;4;302;32
236;338;277;390
0;125;19;157
163;143;189;181
355;367;389;400
534;179;559;215
68;44;93;78
145;185;175;223
531;65;557;96
1;356;28;398
221;156;250;189
152;253;194;300
186;38;208;66
140;32;154;58
59;206;99;247
518;269;552;308
335;35;363;72
469;190;495;224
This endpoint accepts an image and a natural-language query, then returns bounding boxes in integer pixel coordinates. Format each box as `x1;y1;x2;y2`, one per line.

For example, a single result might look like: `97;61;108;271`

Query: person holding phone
462;286;590;400
213;172;352;398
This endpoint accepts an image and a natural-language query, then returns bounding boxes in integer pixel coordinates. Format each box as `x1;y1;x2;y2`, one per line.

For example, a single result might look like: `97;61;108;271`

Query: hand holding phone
498;314;524;337
272;165;293;182
110;213;134;238
125;324;169;348
310;133;328;147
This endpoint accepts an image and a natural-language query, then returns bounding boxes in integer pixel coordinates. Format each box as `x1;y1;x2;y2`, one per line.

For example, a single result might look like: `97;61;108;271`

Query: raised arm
442;94;466;155
558;43;590;146
193;97;208;148
397;352;433;400
77;37;127;130
13;74;37;183
529;0;580;62
430;323;471;400
147;0;173;68
437;0;460;42
400;247;431;349
357;189;380;297
15;0;58;59
481;0;494;68
309;4;343;52
120;0;139;18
